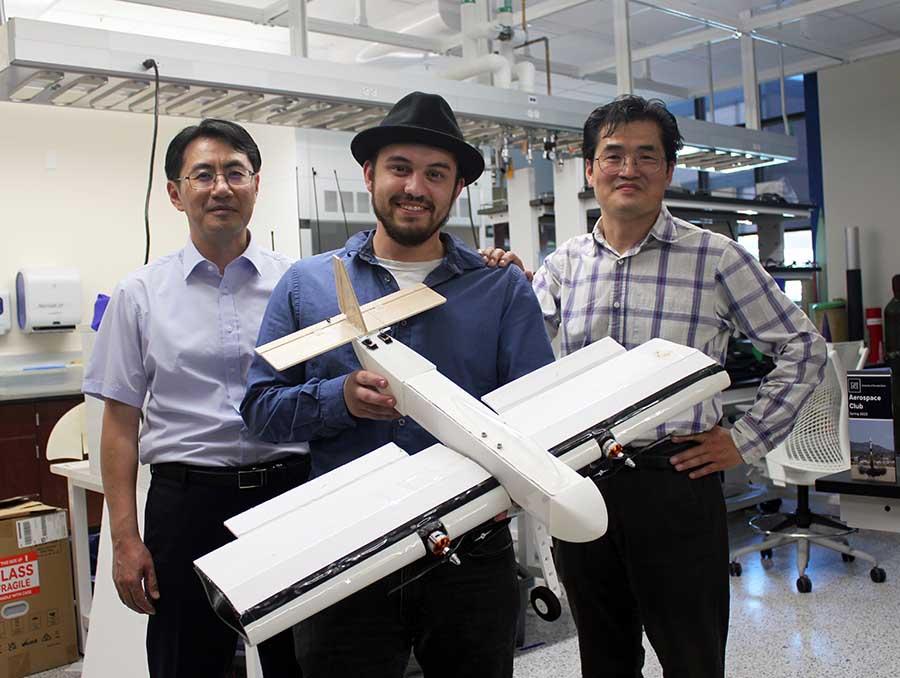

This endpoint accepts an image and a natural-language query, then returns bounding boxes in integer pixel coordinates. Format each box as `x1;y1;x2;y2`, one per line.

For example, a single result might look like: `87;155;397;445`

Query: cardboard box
0;497;78;678
848;370;897;483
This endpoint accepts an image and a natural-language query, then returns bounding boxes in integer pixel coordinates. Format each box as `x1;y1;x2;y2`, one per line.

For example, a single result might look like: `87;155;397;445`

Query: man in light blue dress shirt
84;119;308;677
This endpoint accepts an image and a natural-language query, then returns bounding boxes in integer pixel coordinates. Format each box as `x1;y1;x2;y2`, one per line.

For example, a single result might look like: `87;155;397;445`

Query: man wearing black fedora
241;91;554;677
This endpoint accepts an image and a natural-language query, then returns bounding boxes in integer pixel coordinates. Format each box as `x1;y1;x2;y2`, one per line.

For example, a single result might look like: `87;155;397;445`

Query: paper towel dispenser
16;268;82;333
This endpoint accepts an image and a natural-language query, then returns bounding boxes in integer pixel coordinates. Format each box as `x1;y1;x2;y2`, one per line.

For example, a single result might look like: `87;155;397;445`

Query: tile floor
32;504;900;677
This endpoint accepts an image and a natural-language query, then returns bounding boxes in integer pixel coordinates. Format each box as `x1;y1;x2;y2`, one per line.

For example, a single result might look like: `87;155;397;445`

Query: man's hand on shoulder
112;534;159;615
343;370;402;420
479;248;534;282
669;426;744;479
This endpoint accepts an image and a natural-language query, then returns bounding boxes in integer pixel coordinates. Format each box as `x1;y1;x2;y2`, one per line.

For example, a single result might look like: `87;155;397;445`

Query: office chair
729;347;886;593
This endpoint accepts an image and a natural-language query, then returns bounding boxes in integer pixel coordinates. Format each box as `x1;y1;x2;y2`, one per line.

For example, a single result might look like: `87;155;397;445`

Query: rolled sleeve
82;283;147;409
717;245;828;464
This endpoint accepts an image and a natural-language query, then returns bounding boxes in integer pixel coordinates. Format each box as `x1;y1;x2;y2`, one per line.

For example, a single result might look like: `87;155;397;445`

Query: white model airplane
195;257;730;646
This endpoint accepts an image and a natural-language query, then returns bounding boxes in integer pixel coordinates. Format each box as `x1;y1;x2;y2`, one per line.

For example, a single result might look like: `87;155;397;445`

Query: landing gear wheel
842;553;856;562
870;567;887;583
759;498;783;514
796;575;812;593
729;561;742;577
530;586;562;622
760;549;773;560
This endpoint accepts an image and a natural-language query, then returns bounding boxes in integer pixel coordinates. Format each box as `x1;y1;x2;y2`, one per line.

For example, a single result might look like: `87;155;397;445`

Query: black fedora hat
351;91;485;186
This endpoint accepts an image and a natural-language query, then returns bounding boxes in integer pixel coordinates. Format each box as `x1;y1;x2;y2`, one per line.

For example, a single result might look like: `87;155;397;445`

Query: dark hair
164;118;261;180
582;95;683;167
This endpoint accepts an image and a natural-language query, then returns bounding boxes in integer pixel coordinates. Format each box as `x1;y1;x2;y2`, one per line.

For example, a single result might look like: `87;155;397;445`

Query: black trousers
294;524;519;678
143;459;310;678
555;447;729;678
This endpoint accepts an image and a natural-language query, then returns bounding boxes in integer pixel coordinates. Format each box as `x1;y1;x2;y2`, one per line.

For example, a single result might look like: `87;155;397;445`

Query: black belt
628;438;698;471
151;455;310;489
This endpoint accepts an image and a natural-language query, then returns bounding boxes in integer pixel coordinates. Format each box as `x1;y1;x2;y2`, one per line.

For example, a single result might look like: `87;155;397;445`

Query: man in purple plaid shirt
486;96;825;677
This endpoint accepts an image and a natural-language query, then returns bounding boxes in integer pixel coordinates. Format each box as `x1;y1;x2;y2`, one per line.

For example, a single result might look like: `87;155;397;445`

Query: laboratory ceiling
5;0;900;102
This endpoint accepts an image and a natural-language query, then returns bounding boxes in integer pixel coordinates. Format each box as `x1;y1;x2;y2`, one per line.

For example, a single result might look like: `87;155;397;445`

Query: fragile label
15;512;68;549
0;552;40;603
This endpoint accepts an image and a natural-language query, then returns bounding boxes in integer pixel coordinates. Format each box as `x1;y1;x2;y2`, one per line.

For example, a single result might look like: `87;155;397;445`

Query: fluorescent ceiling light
49;75;108;106
164;88;228;115
235;96;299;122
91;79;150;109
9;70;64;102
129;83;189;112
201;92;263;117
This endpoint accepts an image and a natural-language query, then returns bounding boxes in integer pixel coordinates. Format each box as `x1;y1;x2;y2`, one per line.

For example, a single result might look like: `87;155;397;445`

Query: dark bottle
885;274;900;450
886;274;900;361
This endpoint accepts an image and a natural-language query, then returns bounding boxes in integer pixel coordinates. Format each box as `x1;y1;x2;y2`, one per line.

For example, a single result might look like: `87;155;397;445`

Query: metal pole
612;0;633;95
739;10;760;130
288;0;309;58
0;0;7;25
706;41;716;123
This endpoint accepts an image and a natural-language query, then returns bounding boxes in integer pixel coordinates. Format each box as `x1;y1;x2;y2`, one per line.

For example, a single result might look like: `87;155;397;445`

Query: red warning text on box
0;551;40;602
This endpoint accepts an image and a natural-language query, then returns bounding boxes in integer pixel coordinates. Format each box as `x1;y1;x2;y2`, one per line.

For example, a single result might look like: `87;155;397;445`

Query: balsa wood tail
333;255;367;335
255;259;446;371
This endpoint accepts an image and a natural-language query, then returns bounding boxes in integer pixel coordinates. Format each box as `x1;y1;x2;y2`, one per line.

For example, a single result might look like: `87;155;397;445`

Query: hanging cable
141;58;160;266
465;185;479;249
311;167;322;254
295;166;304;259
333;169;351;242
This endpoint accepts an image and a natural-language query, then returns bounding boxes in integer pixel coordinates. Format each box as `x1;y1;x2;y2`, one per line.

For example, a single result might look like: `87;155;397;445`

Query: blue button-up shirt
84;236;309;467
242;230;555;478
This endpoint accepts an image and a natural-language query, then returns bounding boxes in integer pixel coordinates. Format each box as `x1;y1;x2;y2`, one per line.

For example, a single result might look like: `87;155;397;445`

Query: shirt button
613;301;621;309
398;418;406;427
384;275;392;284
400;320;407;327
617;259;625;266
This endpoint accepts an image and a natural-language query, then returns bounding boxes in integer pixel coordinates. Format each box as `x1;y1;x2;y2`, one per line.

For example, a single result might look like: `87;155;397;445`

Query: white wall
0;102;299;358
819;52;900;314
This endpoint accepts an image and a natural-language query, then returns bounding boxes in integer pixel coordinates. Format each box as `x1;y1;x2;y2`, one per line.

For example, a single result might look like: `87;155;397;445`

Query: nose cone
547;477;608;543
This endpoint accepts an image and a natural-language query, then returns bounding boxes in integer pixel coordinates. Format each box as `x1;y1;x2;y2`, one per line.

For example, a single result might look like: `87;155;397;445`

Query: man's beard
371;193;452;248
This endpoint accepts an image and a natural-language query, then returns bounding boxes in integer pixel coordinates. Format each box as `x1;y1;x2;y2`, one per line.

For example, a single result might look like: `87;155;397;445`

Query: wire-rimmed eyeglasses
593;153;663;176
178;168;256;190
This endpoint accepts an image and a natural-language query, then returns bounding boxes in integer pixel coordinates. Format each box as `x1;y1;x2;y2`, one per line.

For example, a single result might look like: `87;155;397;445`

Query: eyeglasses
593;152;663;175
179;168;256;190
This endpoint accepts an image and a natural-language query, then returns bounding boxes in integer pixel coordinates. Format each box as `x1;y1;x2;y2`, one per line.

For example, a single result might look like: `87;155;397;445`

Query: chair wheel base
842;553;855;562
871;567;886;583
796;575;812;593
729;561;742;577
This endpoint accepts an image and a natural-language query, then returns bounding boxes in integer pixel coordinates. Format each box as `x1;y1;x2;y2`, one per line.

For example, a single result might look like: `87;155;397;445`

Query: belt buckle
238;468;266;489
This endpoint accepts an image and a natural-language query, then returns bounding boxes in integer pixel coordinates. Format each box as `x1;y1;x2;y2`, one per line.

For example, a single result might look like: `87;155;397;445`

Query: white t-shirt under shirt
376;257;443;289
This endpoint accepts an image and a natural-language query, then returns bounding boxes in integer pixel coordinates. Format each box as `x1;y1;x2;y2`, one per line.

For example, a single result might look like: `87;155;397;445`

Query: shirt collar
182;231;262;280
591;203;678;256
348;229;483;278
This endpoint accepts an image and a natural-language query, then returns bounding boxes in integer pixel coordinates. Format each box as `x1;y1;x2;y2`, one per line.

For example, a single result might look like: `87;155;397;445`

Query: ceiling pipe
514;36;551;95
513;60;536;93
440;53;512;88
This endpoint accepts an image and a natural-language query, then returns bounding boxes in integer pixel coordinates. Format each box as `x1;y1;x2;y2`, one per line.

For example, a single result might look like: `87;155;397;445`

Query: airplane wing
195;442;511;646
256;284;446;371
484;337;731;471
196;338;731;645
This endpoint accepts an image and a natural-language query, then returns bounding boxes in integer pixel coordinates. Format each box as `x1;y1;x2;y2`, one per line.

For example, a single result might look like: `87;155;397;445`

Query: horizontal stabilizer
256;284;446;371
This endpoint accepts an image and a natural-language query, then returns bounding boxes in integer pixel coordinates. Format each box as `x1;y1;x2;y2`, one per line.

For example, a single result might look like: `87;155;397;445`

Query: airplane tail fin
333;255;367;335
